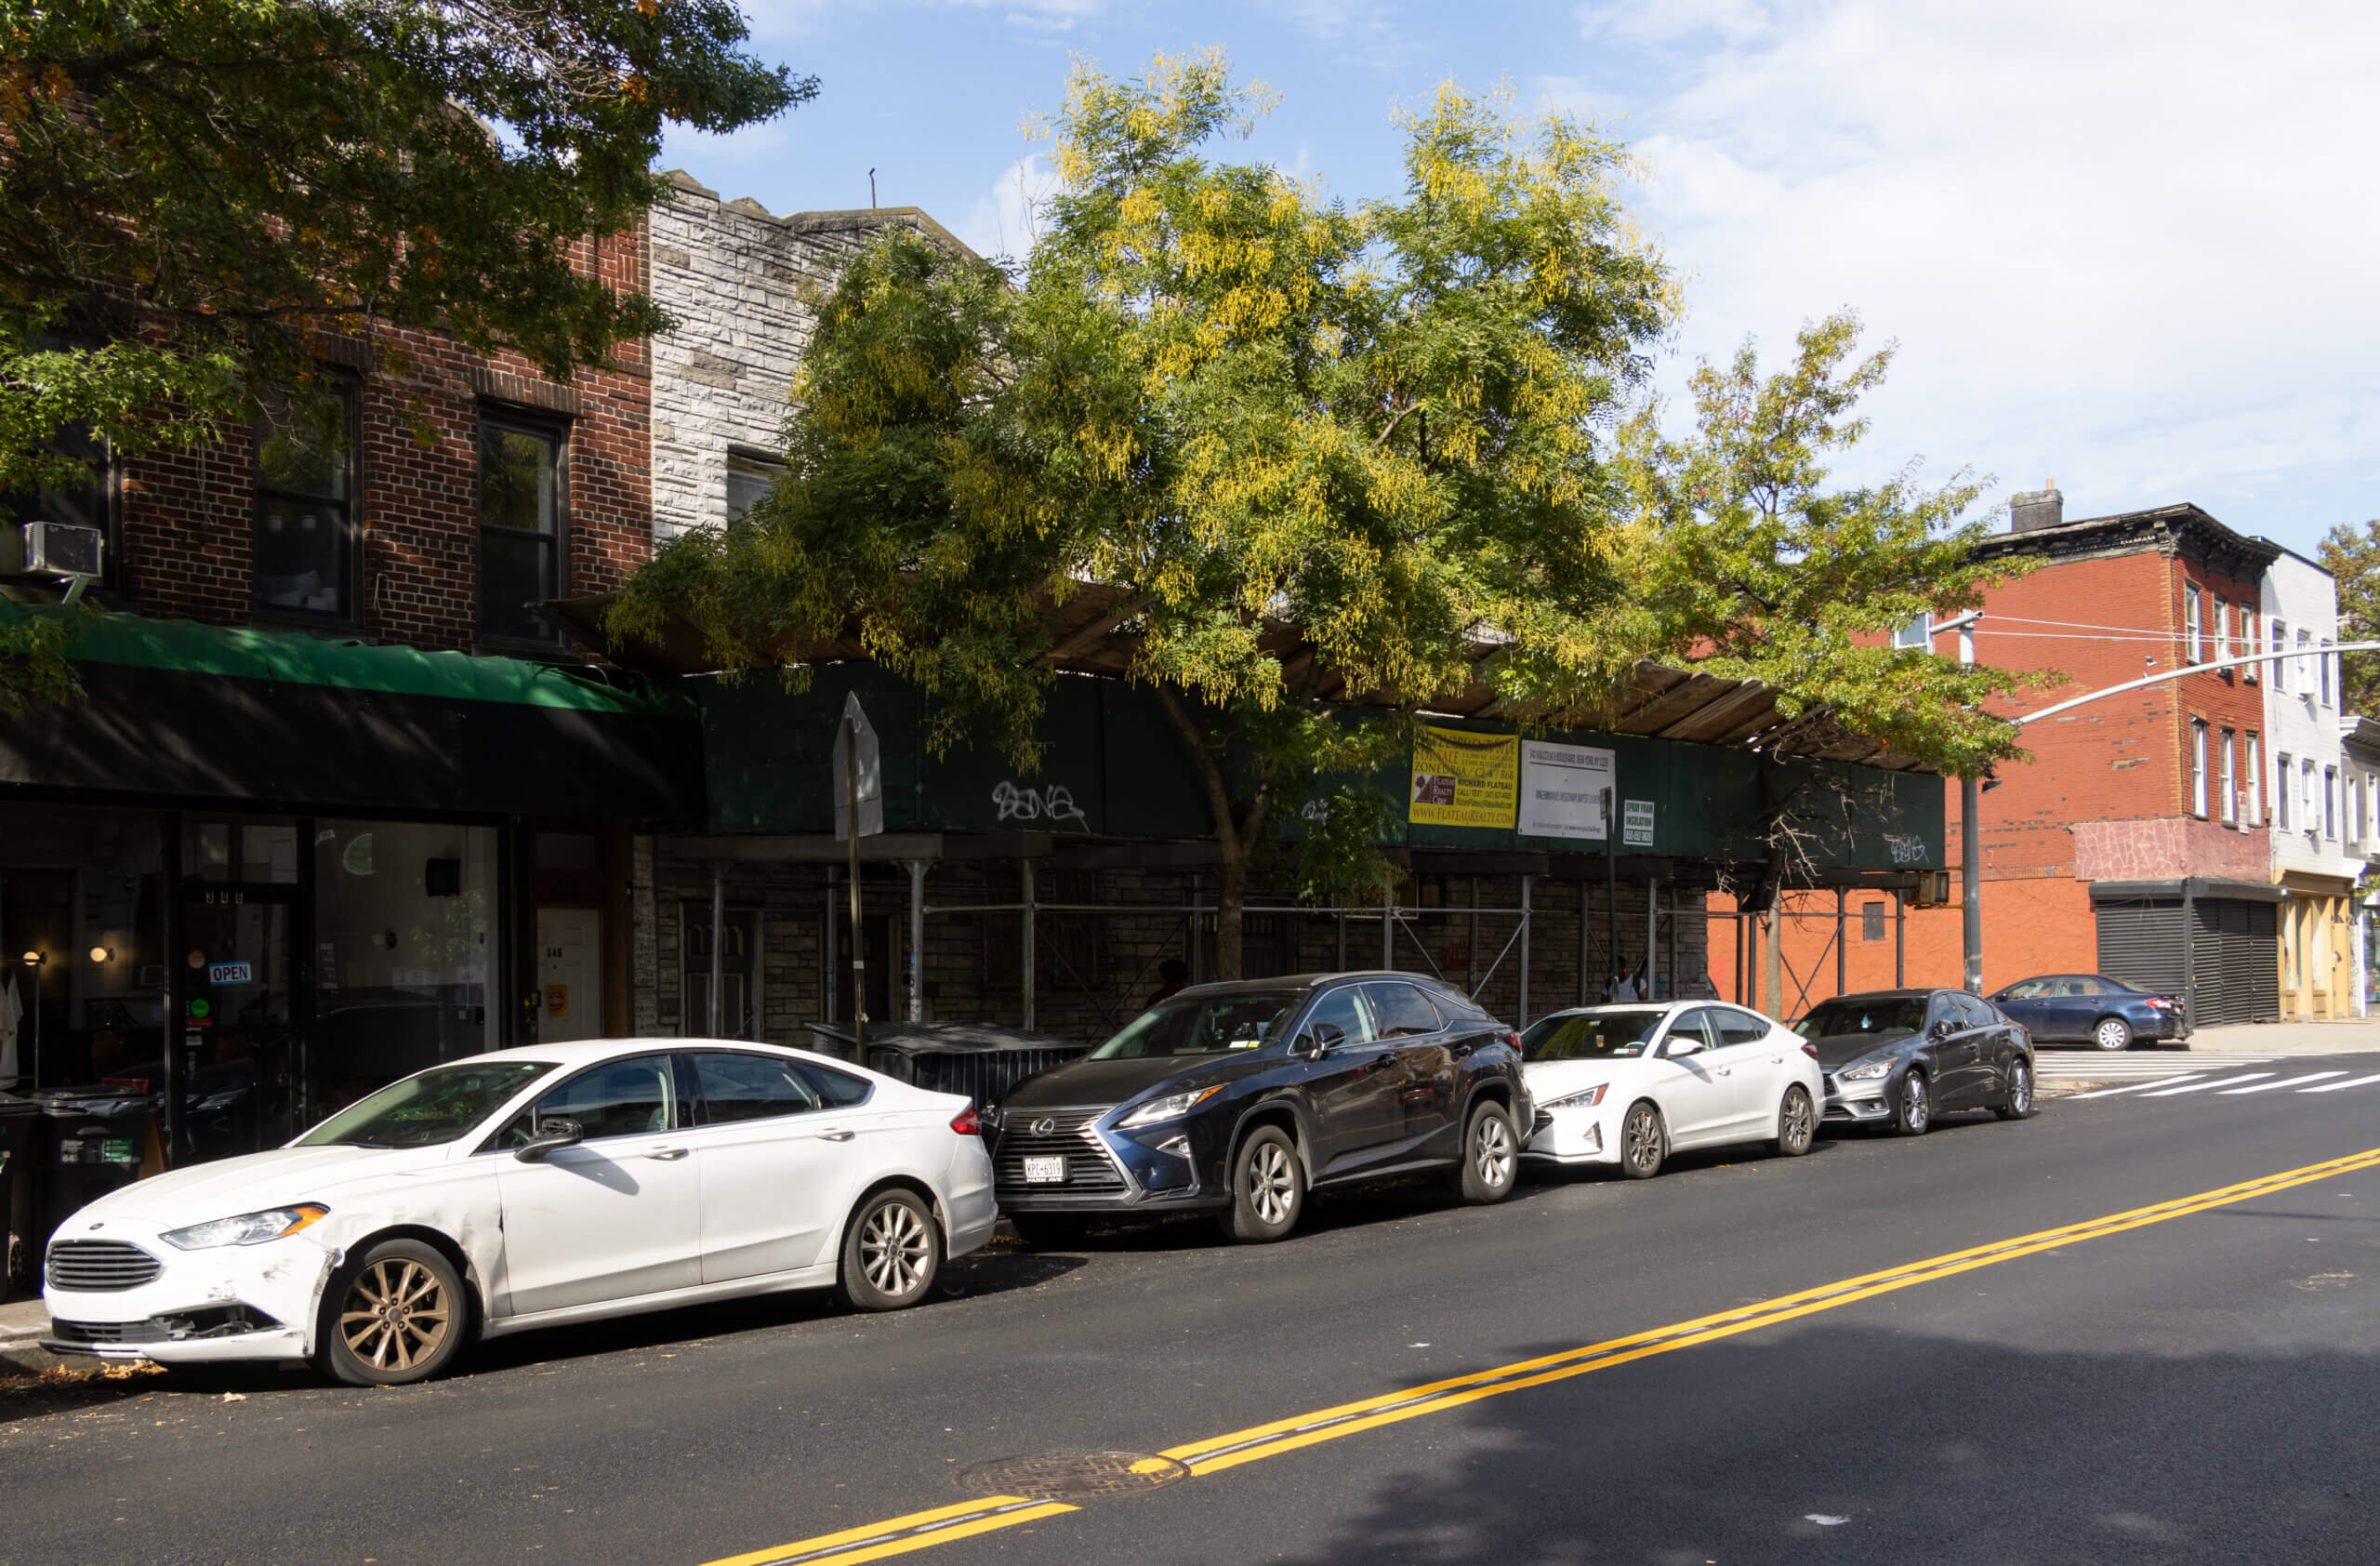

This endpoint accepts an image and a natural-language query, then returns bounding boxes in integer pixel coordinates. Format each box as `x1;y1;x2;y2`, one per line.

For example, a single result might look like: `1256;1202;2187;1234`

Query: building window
2277;750;2293;829
2297;628;2314;698
2320;640;2336;707
724;451;785;524
2220;728;2237;824
2303;758;2320;834
1861;903;1885;942
2325;766;2339;839
2189;720;2209;816
2241;607;2259;682
2271;619;2288;690
2182;584;2202;664
2247;734;2262;824
1892;612;1931;650
2357;776;2370;850
0;421;114;586
253;385;359;619
477;418;564;642
2214;597;2230;663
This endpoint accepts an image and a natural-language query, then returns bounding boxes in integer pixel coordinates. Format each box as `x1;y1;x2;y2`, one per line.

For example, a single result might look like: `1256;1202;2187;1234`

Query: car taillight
1801;1042;1819;1060
1506;1031;1523;1051
949;1106;983;1136
2146;998;2175;1011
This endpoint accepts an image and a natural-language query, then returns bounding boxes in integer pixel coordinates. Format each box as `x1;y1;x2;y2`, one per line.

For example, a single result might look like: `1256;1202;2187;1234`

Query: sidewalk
0;1296;64;1377
2182;1018;2380;1055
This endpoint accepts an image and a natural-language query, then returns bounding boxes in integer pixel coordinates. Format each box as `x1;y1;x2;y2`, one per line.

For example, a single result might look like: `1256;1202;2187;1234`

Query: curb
0;1320;70;1378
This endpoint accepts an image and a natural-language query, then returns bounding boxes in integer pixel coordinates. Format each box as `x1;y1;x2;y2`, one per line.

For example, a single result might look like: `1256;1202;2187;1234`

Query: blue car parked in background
1990;974;2186;1051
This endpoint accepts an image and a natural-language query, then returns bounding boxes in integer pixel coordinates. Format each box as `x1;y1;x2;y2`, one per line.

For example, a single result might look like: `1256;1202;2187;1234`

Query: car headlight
1540;1084;1608;1111
160;1203;329;1251
1115;1087;1223;1130
1838;1058;1893;1082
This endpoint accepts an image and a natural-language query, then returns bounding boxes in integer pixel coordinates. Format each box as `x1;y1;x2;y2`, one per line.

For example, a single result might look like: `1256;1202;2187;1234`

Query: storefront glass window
0;806;167;1091
312;820;499;1118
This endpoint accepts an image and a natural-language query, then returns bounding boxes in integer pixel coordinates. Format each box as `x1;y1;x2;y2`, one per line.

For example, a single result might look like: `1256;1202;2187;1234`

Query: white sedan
1517;1002;1824;1179
41;1040;997;1386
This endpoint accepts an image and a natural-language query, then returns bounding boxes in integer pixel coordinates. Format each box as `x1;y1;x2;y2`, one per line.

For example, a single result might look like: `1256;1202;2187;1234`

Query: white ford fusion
1516;1002;1825;1179
42;1040;997;1385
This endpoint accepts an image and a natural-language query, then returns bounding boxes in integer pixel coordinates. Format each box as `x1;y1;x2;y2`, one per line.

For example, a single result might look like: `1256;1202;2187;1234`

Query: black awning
2087;878;2284;903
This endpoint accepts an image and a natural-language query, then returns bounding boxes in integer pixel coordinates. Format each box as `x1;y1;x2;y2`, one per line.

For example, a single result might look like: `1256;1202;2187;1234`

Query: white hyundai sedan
42;1040;997;1386
1516;1002;1824;1179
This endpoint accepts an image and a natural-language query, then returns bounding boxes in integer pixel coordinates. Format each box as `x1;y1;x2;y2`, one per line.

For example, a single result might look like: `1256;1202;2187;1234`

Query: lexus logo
1029;1117;1059;1136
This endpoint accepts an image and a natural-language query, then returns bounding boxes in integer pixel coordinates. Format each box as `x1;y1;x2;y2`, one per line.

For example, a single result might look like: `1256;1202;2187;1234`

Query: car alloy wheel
1456;1103;1519;1203
2095;1016;2132;1052
1620;1102;1665;1180
839;1188;942;1310
1776;1086;1816;1156
317;1238;469;1387
1220;1125;1304;1243
1996;1058;2035;1121
1894;1071;1931;1136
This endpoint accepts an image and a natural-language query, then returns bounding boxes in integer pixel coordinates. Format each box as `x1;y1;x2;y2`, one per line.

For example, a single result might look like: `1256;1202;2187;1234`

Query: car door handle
1715;1067;1732;1076
810;1129;856;1142
644;1146;690;1161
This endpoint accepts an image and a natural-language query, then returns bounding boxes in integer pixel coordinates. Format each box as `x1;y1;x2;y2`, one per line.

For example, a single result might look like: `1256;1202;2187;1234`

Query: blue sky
661;0;2380;560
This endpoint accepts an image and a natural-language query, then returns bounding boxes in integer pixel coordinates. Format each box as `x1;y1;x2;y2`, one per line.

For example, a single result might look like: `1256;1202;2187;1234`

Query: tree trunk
1156;687;1264;983
1216;848;1248;981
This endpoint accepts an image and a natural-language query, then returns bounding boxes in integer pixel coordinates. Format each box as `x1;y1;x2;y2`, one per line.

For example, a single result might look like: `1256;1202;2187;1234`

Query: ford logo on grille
1029;1117;1059;1136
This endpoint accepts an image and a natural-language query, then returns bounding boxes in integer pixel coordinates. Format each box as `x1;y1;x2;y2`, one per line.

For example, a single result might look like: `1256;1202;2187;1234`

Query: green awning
2;598;692;720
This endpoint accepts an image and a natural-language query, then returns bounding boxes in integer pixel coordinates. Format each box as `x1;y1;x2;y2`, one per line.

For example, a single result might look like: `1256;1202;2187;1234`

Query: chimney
2010;480;2063;532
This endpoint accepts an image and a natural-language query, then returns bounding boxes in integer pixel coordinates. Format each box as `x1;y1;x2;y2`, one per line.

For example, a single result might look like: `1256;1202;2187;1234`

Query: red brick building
0;230;699;1174
1711;491;2283;1025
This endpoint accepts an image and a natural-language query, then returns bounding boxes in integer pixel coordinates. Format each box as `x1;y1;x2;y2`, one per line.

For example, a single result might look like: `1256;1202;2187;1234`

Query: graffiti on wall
993;780;1090;829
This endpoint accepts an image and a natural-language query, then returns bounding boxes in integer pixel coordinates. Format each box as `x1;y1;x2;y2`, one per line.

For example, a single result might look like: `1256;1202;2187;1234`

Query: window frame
251;379;364;625
2320;640;2336;707
2271;619;2288;690
474;409;571;648
2246;734;2262;824
2325;765;2339;839
2188;719;2209;816
1891;612;1932;651
724;447;787;526
2219;727;2237;825
2214;596;2230;664
2275;749;2291;829
2182;583;2203;665
2241;607;2259;682
1860;902;1886;942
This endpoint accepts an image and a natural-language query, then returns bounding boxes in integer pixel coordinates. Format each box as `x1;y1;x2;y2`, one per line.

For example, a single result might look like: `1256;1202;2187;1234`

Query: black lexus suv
987;972;1530;1245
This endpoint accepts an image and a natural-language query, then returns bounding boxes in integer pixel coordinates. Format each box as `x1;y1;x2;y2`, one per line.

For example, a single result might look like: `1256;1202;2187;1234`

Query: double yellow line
706;1145;2380;1566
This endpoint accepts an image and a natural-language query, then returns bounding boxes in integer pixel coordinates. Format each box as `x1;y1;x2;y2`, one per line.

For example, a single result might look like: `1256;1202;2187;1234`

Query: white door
1703;1006;1790;1135
537;909;603;1043
495;1053;701;1315
1650;1008;1737;1146
682;1051;868;1282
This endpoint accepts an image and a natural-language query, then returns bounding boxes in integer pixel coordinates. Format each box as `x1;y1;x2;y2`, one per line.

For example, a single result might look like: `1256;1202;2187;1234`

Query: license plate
1023;1155;1067;1184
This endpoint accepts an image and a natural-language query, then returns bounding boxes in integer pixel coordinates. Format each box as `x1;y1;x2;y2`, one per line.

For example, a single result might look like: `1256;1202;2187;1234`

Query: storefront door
180;889;299;1161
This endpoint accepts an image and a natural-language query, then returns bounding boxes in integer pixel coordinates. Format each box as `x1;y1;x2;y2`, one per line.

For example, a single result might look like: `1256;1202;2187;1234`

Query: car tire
1005;1213;1089;1250
1219;1125;1304;1243
1619;1101;1666;1180
837;1188;941;1311
315;1238;469;1387
1994;1057;2036;1121
1774;1085;1817;1156
2093;1016;2132;1052
1453;1101;1519;1204
1892;1070;1932;1136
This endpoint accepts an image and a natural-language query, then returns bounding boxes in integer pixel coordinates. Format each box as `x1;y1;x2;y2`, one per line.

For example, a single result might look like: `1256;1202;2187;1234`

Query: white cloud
1546;0;2380;544
959;153;1062;262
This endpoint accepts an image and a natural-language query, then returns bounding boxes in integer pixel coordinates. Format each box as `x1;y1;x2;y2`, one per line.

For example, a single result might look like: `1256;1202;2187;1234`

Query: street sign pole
833;693;884;1070
845;715;865;1069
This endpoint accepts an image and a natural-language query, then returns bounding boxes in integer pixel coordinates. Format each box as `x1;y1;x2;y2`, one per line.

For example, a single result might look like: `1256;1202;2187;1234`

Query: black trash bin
802;1022;1092;1109
32;1086;161;1264
0;1092;44;1298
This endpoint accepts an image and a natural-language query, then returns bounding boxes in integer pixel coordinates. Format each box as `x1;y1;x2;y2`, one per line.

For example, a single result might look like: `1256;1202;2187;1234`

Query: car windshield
1091;991;1303;1059
295;1060;559;1148
1794;998;1928;1042
1521;1010;1667;1062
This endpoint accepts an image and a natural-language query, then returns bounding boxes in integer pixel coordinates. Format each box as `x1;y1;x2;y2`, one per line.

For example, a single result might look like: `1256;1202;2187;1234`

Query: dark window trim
3;332;125;593
251;378;364;628
473;405;572;651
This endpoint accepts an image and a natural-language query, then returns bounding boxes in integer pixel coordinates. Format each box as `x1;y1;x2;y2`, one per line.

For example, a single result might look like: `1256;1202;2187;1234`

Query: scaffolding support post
1021;859;1037;1032
1517;875;1533;1028
824;867;838;1029
1381;896;1394;970
1895;889;1907;987
1646;876;1659;1000
906;860;927;1023
1578;877;1591;1006
708;867;725;1038
1835;885;1847;1000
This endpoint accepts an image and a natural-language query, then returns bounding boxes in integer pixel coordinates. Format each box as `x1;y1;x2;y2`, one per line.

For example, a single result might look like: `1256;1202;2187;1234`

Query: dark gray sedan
1796;989;2036;1136
1989;974;2185;1051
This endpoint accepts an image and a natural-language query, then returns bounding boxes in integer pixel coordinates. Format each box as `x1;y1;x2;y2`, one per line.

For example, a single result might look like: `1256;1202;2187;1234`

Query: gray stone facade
647;171;974;541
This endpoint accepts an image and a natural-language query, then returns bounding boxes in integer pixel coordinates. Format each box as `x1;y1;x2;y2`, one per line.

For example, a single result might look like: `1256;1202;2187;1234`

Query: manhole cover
958;1451;1191;1501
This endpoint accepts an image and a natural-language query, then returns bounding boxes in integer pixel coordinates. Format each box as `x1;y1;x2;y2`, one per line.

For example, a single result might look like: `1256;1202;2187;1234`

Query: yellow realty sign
1408;724;1518;829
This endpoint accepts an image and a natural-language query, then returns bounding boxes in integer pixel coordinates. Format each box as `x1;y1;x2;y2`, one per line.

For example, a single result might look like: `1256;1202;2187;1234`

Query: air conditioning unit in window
0;520;103;579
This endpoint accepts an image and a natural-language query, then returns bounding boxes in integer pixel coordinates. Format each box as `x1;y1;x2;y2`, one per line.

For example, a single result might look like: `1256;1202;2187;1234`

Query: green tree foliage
0;0;805;714
612;54;2026;974
2319;518;2380;719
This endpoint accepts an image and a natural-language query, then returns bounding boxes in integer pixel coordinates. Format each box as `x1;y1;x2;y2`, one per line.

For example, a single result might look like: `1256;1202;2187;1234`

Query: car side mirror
1297;1021;1345;1058
1929;1018;1957;1041
1664;1035;1701;1057
514;1117;584;1162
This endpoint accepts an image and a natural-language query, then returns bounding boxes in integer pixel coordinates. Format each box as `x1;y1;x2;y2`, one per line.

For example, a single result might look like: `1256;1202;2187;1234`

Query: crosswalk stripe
2139;1072;2274;1096
2065;1074;2208;1100
2300;1072;2380;1094
2220;1072;2349;1095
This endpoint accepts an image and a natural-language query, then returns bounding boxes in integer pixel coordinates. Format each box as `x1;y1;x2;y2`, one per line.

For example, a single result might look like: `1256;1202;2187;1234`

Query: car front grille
47;1317;172;1347
46;1240;163;1293
994;1107;1129;1195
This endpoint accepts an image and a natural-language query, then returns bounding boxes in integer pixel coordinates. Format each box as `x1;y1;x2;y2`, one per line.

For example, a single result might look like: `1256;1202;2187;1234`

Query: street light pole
1937;611;1985;996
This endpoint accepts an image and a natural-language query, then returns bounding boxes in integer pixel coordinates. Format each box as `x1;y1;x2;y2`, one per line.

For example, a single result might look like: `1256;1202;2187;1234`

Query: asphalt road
6;1053;2379;1566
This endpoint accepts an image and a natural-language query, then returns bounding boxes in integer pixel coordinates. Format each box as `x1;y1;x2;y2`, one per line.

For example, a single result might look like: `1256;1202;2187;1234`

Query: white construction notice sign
1518;741;1616;840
